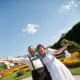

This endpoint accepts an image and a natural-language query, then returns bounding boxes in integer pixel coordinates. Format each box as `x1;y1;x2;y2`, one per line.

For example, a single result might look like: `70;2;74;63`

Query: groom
28;46;46;80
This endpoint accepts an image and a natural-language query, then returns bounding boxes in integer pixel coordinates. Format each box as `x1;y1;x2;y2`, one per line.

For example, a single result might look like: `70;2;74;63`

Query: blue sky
0;0;80;57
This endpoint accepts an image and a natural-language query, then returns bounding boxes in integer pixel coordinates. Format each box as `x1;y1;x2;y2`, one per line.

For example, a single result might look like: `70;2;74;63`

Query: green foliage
14;63;19;66
2;64;8;69
0;67;4;71
1;73;6;77
16;69;25;76
61;39;80;48
1;69;31;80
0;65;6;71
50;21;80;49
69;67;80;75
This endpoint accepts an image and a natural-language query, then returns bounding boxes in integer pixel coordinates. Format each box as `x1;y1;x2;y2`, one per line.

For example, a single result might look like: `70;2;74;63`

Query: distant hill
50;21;80;49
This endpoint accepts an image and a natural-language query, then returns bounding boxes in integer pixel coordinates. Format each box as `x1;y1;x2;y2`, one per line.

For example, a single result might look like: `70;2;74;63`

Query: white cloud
22;24;39;34
60;29;67;33
59;27;72;33
60;0;78;12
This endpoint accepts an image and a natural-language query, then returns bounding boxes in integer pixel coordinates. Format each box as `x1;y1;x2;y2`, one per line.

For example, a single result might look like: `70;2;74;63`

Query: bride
37;44;75;80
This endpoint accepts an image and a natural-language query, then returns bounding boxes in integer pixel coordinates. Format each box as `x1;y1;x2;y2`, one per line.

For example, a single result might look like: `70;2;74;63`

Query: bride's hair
37;44;45;50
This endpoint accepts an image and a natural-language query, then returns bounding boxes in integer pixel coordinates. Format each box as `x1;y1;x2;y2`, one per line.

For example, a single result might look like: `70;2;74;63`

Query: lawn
1;71;31;80
1;67;80;80
69;66;80;75
1;67;32;80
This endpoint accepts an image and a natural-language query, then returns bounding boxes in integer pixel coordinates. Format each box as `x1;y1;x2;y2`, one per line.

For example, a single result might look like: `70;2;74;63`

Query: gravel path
74;75;80;80
21;76;32;80
21;75;80;80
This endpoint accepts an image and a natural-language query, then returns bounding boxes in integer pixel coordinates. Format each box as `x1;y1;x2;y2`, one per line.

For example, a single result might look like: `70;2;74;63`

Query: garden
0;48;80;80
0;64;31;80
58;51;80;75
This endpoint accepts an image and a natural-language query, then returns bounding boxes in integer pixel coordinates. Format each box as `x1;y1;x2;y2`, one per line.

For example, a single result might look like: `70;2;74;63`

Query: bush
16;69;25;76
0;67;4;71
14;63;19;66
2;64;8;69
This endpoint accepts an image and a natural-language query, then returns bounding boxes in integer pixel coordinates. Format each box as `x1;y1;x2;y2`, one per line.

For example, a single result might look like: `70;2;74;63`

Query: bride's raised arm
47;44;67;56
54;44;67;55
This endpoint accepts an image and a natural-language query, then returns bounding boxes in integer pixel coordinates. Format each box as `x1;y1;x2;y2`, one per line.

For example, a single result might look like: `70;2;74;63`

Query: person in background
37;44;75;80
64;47;71;58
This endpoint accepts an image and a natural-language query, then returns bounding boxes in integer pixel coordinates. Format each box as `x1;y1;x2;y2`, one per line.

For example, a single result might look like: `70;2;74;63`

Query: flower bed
0;64;30;78
59;52;80;67
24;68;31;72
1;71;12;78
63;60;80;67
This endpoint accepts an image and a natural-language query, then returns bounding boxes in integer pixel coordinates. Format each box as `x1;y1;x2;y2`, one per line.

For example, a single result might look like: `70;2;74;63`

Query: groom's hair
28;46;33;51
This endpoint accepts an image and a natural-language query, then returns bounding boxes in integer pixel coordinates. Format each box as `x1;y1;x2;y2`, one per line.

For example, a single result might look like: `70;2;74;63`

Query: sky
0;0;80;57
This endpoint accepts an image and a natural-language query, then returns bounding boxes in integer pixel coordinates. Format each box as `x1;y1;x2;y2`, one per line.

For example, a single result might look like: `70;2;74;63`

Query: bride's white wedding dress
42;48;75;80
